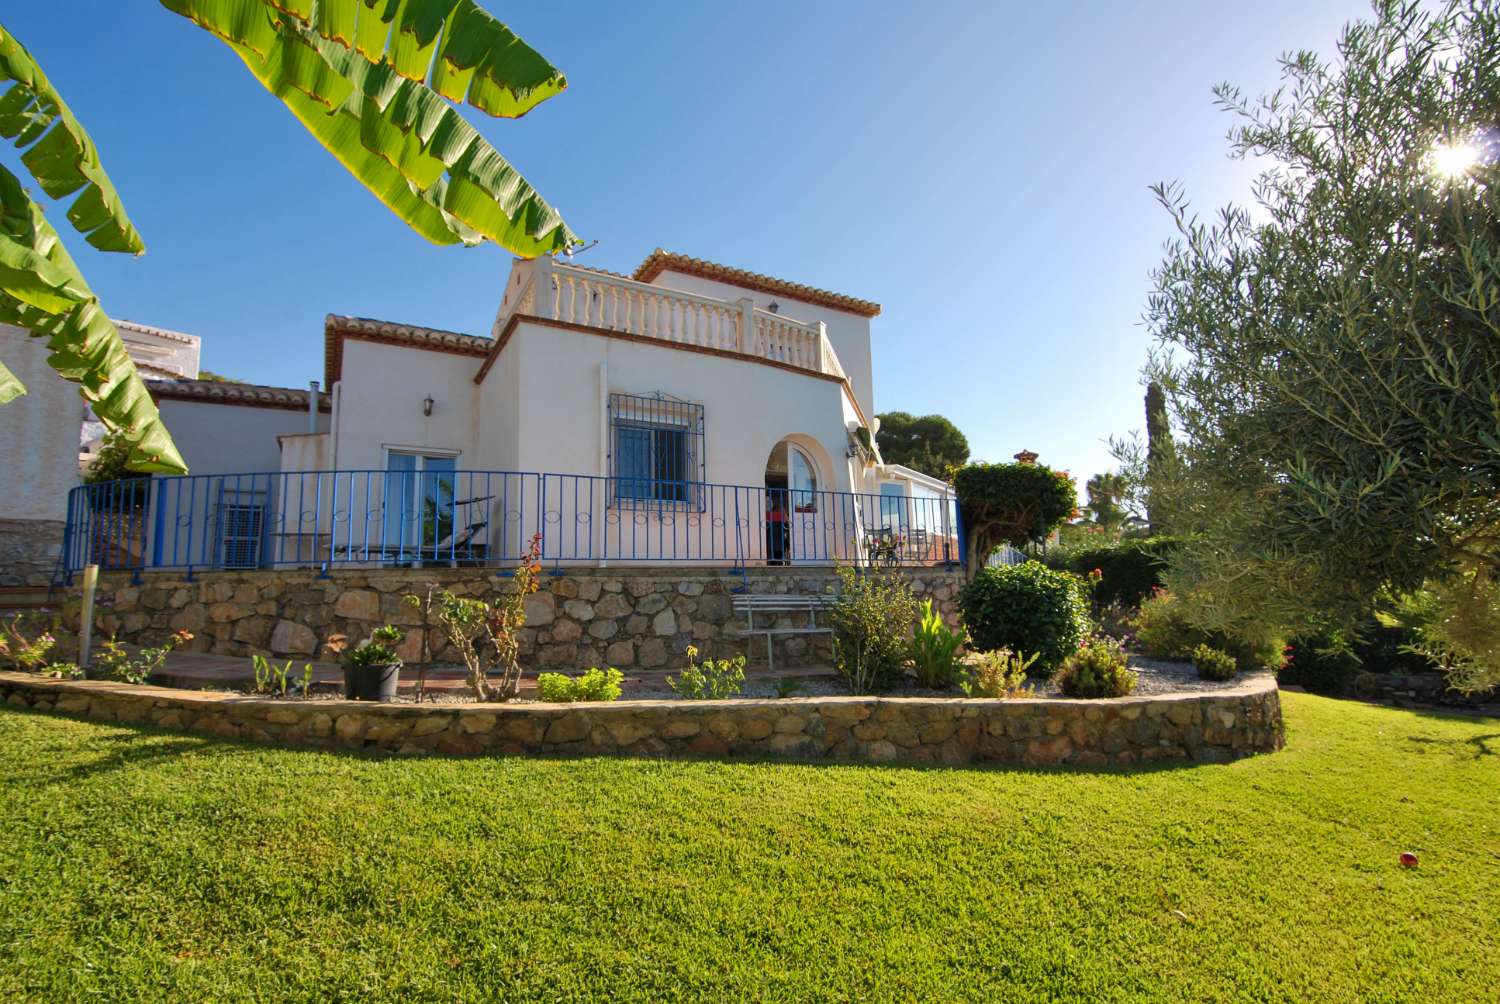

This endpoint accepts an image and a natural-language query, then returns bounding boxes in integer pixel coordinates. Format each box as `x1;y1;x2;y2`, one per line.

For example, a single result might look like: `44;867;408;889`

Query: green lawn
0;694;1495;1002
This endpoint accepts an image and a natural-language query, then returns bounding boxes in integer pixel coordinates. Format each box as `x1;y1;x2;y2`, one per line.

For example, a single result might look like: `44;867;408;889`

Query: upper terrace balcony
497;259;850;384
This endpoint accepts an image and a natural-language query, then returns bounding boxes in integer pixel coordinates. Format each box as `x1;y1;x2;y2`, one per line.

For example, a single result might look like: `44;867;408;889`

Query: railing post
736;297;754;354
814;320;829;374
533;255;555;319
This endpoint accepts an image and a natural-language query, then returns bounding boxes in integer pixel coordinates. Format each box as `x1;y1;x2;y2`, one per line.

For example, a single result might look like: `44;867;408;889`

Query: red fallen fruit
1400;852;1419;867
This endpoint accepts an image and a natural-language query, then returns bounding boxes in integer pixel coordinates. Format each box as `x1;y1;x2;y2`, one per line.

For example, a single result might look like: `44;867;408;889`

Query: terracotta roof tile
632;249;880;318
148;379;330;413
323;314;491;386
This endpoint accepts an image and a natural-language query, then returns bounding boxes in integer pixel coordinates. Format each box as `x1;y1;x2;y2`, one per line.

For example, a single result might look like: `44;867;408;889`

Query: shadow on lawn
1406;731;1499;759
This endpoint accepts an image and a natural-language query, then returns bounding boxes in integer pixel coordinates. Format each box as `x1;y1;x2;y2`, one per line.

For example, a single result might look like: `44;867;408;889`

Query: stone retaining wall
64;567;964;673
0;518;64;587
0;671;1284;767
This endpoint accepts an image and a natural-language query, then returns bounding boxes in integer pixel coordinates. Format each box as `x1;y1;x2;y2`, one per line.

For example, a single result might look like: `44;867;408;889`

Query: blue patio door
382;453;456;561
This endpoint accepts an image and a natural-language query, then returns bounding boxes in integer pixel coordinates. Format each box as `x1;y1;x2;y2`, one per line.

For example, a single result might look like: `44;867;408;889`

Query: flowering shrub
537;667;624;703
1055;637;1137;698
668;646;746;700
93;630;193;684
958;561;1088;671
411;533;541;701
0;613;57;671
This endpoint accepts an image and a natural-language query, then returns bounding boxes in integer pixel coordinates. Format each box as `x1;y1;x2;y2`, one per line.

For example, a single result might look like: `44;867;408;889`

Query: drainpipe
307;380;319;434
598;360;608;567
329;380;343;469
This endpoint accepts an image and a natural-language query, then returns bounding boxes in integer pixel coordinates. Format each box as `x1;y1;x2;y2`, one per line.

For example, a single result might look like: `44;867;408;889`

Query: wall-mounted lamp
768;301;780;314
422;395;434;417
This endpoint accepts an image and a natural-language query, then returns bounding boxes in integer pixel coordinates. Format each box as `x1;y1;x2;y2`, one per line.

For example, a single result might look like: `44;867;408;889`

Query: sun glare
1429;139;1480;179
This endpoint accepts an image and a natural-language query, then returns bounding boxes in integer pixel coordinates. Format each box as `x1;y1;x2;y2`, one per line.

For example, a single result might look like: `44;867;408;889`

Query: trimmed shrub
1055;637;1138;697
1192;644;1238;682
958;561;1088;671
829;567;919;693
1042;536;1183;609
537;667;624;703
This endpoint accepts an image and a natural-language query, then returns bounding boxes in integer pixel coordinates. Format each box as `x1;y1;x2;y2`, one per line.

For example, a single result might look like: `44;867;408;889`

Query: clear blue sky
5;0;1369;487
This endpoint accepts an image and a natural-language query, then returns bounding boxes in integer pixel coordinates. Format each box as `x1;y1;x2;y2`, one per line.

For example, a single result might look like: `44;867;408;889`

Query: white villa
73;250;958;573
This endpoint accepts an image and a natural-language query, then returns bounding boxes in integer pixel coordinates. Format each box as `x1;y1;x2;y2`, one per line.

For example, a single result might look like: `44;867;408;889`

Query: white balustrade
518;262;845;380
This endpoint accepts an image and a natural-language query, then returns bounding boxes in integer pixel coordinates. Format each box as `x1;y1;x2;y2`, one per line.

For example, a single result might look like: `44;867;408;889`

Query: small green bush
828;567;919;693
537;667;624;703
1133;590;1283;673
958;561;1088;671
1055;637;1138;698
668;647;746;700
957;648;1037;698
1192;644;1238;682
909;599;965;689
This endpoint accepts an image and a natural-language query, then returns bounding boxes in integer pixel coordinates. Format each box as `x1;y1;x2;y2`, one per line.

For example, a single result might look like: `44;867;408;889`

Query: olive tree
1130;0;1500;690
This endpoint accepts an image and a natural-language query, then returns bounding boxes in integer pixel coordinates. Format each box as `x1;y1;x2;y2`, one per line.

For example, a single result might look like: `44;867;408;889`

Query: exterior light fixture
768;301;780;314
422;395;434;417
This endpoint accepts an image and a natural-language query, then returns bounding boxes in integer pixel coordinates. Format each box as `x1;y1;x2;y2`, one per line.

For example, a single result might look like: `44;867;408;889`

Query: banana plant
0;1;580;472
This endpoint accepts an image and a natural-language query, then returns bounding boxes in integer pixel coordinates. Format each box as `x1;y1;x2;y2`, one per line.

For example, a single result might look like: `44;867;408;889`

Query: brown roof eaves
323;314;491;386
632;249;881;318
148;379;331;413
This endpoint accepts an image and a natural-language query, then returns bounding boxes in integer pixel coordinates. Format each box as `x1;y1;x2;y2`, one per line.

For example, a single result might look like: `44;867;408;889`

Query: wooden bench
731;594;840;672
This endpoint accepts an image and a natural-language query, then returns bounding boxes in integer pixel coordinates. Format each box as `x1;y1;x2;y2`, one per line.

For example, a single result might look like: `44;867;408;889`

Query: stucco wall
645;268;877;423
500;321;856;493
156;398;328;477
334;340;481;471
0;324;81;522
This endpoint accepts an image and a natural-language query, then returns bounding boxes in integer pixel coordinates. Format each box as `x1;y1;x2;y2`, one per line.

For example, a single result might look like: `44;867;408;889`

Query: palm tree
1085;472;1128;532
1;1;580;472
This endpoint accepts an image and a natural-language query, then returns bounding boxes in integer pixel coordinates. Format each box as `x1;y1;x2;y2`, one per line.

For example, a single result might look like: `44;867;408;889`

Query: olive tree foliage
953;462;1076;579
874;411;970;479
1120;0;1500;690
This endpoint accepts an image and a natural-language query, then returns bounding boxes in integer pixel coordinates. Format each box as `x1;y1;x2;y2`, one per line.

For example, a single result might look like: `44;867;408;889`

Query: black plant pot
343;662;401;702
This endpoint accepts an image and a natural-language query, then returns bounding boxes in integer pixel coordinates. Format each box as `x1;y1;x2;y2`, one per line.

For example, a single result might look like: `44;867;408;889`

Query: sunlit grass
0;693;1496;1002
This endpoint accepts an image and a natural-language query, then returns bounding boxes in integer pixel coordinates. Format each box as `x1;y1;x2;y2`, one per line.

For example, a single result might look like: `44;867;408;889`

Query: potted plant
337;625;405;702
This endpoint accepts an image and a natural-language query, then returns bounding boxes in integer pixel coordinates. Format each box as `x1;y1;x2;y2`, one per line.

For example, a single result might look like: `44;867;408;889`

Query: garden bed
0;669;1282;766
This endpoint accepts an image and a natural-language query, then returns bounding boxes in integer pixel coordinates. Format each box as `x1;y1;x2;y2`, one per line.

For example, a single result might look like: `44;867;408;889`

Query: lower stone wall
63;567;964;673
0;672;1284;766
0;518;64;587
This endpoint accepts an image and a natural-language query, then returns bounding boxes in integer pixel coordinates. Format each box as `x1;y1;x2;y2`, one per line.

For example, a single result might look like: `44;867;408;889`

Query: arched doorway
764;439;824;564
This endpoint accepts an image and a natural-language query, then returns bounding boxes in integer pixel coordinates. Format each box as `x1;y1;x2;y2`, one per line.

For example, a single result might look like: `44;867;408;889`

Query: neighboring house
71;250;961;574
1;320;201;586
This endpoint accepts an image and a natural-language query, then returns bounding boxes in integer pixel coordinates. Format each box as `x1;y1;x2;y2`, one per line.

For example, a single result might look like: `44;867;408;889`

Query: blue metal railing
61;469;963;578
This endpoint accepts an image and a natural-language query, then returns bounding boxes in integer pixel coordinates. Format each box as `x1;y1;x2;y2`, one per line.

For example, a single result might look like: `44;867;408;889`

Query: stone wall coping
0;670;1278;715
84;565;955;584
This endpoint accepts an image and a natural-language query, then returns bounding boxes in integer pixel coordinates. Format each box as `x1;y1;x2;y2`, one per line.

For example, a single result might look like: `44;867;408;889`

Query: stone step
0;586;55;613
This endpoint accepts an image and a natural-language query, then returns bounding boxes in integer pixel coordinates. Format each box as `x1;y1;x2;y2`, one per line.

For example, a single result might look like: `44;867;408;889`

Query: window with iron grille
609;392;705;508
217;500;265;569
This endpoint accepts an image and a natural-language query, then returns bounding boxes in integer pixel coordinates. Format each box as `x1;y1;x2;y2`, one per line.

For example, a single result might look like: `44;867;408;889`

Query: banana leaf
161;0;579;254
0;25;144;254
0;358;22;404
0;164;185;473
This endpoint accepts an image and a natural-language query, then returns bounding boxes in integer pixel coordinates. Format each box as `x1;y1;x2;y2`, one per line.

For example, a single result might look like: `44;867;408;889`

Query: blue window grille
609;392;705;508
